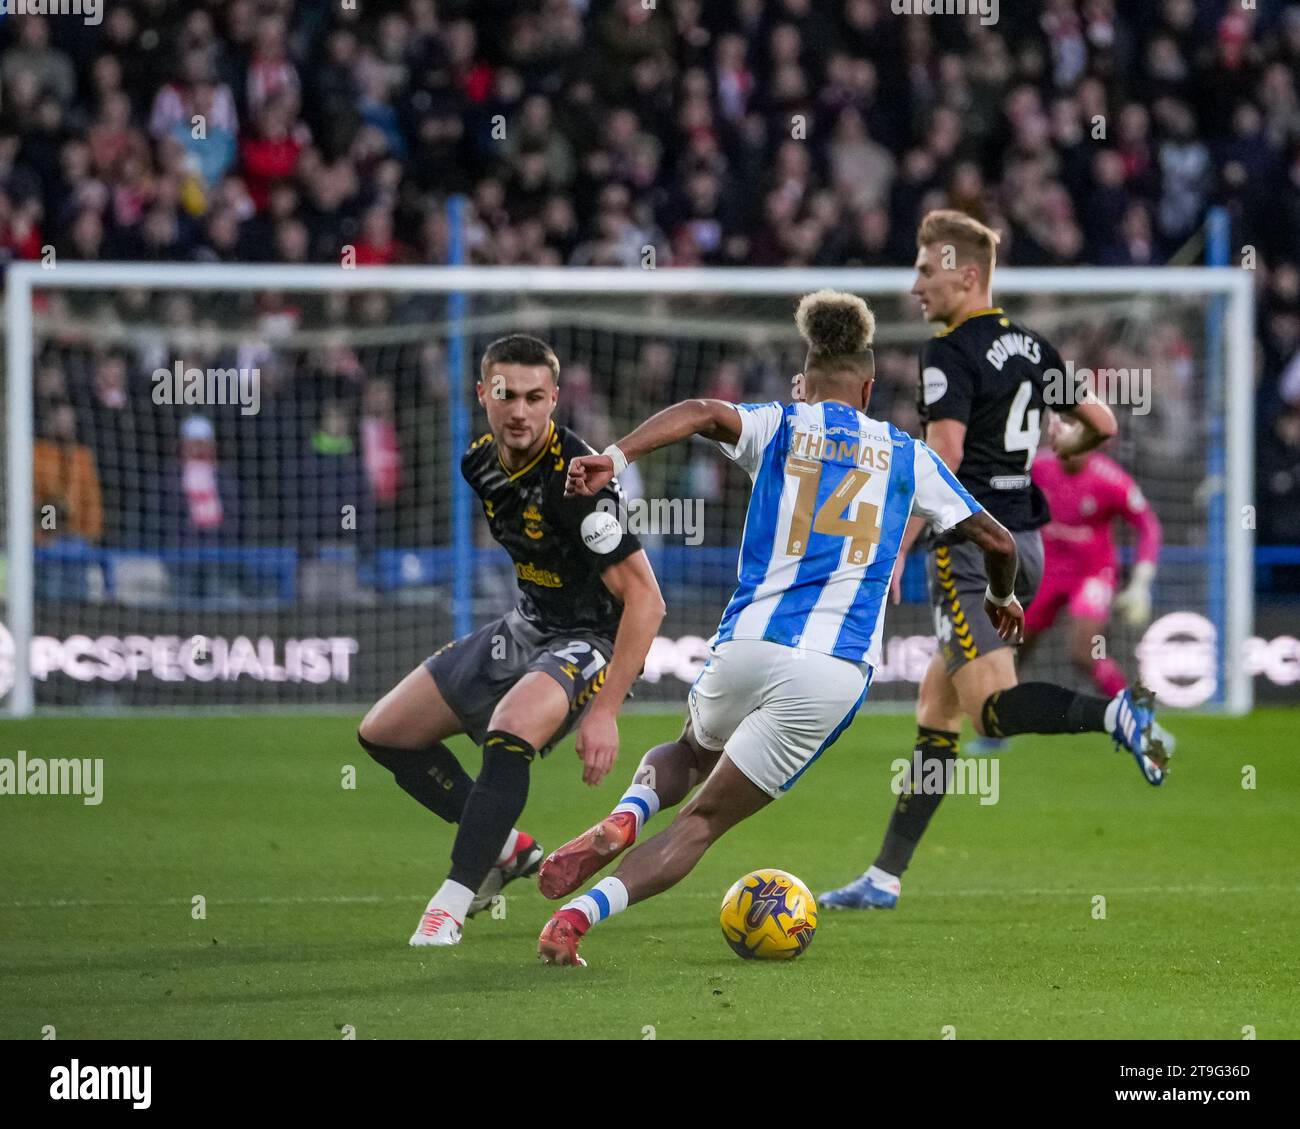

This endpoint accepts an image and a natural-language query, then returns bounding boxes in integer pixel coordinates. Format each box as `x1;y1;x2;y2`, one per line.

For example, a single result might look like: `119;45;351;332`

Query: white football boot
409;901;463;947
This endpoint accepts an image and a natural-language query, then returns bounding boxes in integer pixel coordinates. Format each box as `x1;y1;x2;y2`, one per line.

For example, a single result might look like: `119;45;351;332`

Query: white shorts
687;639;873;798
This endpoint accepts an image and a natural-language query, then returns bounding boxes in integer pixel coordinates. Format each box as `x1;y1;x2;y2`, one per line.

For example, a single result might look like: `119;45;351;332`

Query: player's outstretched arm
952;510;1024;642
566;399;743;496
576;549;666;787
1113;474;1164;627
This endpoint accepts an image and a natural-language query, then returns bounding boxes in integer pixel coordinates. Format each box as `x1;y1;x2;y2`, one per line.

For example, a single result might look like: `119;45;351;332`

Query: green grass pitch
1;709;1297;1040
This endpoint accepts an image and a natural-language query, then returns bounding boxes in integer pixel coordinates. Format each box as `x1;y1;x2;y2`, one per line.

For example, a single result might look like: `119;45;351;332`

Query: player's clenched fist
565;453;615;496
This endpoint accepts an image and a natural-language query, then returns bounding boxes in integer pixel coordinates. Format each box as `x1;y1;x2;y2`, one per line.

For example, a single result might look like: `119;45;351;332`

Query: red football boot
537;811;637;900
538;909;589;967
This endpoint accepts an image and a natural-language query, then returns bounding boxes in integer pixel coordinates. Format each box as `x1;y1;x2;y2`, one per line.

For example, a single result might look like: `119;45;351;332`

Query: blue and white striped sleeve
714;402;785;481
912;440;981;532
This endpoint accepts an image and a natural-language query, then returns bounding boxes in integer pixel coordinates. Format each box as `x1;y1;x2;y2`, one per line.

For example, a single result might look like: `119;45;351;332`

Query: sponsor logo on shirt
922;366;948;405
515;562;564;588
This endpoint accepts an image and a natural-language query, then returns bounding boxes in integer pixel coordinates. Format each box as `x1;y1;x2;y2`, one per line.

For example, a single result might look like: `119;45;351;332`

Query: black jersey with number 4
461;421;642;638
916;307;1065;534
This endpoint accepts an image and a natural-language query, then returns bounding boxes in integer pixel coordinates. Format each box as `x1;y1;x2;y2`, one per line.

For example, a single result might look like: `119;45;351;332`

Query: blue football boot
819;871;901;910
1110;683;1175;786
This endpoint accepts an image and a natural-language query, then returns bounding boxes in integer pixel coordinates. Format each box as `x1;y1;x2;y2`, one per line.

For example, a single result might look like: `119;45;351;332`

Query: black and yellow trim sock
874;726;959;877
358;734;473;823
981;683;1108;738
448;730;536;891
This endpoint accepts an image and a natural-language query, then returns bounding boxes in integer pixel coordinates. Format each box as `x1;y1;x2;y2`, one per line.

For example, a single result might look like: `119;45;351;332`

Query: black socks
981;683;1109;738
358;733;473;823
448;731;536;891
872;685;1114;879
874;726;959;877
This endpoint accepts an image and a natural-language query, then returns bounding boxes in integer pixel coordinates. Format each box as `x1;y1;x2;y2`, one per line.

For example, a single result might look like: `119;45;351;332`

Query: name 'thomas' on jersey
712;400;981;667
918;307;1067;534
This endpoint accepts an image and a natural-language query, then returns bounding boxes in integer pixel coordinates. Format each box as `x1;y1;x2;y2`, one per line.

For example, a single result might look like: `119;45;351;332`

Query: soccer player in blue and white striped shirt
537;290;1021;967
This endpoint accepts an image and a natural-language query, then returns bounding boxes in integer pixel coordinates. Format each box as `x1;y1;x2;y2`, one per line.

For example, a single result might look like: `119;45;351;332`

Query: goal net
2;264;1253;716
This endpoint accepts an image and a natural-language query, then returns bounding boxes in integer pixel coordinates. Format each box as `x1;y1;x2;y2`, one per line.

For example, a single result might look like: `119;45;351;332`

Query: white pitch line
2;884;1297;911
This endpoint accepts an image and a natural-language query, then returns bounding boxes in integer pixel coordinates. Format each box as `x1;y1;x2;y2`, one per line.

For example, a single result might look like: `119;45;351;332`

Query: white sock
1104;695;1121;733
495;829;520;866
613;783;659;833
562;876;629;928
429;880;475;924
866;865;901;892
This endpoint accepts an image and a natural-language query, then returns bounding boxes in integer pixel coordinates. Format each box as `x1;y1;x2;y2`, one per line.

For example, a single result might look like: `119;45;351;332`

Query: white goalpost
3;262;1254;717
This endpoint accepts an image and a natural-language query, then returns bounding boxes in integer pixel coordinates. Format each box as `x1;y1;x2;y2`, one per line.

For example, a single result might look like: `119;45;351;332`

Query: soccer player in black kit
822;211;1176;911
358;335;665;946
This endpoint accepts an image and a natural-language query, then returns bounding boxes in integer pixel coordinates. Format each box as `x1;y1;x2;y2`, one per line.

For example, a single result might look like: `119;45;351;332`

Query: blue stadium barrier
33;542;1300;610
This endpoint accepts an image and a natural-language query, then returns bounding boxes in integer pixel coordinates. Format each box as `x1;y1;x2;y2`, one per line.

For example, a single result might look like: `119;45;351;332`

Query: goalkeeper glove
1113;561;1156;628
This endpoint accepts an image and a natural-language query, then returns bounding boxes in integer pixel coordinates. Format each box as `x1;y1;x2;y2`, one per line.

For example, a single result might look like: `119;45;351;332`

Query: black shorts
928;530;1045;675
423;611;613;755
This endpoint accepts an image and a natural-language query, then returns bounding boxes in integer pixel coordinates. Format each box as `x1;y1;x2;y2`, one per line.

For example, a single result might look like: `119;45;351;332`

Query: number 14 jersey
712;400;980;667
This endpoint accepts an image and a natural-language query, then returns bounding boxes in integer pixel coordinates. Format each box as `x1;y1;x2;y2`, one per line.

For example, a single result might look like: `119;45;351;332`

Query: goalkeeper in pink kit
1022;417;1163;696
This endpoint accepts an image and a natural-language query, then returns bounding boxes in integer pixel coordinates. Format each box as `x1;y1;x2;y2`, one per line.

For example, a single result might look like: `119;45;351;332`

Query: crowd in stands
2;0;1298;560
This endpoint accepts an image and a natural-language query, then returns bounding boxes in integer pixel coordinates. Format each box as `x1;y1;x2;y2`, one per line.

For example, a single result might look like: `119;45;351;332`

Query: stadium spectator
159;414;239;543
34;400;103;547
82;348;151;547
149;49;239;146
296;398;372;552
33;400;103;602
1260;408;1300;545
361;378;402;507
0;186;42;262
173;80;240;195
349;204;409;265
89;91;148;181
246;14;300;121
1;17;75;106
238;93;304;213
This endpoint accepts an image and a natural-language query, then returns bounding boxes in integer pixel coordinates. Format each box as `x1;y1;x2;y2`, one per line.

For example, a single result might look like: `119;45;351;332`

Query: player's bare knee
357;709;392;751
964;694;992;735
488;676;568;749
487;706;522;737
486;701;546;746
